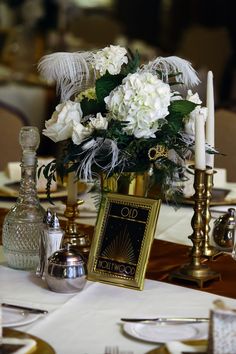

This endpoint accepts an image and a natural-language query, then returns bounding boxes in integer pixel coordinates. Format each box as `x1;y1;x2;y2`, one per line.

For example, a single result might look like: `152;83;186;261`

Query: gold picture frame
87;193;161;290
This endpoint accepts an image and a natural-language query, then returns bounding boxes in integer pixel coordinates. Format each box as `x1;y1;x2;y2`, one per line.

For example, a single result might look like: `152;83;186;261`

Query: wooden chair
0;100;29;170
176;25;232;104
215;109;236;182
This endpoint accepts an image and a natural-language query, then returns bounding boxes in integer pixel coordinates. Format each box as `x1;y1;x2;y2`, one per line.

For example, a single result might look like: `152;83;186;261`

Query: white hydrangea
104;72;171;138
185;90;207;136
43;100;91;144
92;45;128;76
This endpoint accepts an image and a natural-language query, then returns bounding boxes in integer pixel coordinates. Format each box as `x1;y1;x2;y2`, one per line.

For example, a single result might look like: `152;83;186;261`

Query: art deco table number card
87;193;161;290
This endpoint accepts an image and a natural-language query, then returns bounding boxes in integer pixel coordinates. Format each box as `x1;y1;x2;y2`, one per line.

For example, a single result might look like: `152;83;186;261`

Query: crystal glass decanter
2;126;45;270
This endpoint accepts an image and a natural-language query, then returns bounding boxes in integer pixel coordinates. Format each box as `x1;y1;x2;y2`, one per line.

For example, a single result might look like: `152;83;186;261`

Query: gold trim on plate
3;328;55;354
145;339;207;354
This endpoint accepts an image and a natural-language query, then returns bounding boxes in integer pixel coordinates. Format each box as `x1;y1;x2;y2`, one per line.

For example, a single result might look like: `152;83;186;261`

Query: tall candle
206;71;215;169
67;171;77;205
195;113;206;170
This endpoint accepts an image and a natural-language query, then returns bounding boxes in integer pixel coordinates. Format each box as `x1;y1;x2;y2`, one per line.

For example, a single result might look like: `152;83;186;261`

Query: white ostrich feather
140;56;200;87
38;51;95;101
77;138;125;181
168;149;184;165
180;132;195;146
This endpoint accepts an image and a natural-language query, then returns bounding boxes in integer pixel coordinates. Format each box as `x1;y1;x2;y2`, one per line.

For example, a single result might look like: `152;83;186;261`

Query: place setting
1;328;55;354
0;302;54;354
1;303;48;328
122;318;208;345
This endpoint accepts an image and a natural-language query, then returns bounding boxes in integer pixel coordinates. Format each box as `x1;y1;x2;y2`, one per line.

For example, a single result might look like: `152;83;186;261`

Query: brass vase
100;172;151;197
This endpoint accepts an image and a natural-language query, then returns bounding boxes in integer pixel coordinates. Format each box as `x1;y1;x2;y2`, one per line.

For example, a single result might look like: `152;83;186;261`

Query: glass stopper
19;126;40;164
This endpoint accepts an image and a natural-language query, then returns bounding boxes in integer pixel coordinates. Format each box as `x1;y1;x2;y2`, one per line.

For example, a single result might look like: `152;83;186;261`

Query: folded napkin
1;337;37;354
210;205;236;219
166;340;206;353
53;192;98;216
225;190;236;201
5;158;57;193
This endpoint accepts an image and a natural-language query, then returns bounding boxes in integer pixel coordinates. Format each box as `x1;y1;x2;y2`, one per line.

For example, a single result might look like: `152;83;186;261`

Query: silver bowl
213;208;235;251
45;243;87;293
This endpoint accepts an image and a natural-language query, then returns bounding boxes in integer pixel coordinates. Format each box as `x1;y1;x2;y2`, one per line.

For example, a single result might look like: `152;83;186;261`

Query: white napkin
166;340;206;353
210;205;236;219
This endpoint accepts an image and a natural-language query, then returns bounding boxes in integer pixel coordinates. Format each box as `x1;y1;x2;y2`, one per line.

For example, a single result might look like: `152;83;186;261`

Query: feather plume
76;138;126;181
38;51;95;101
140;56;200;87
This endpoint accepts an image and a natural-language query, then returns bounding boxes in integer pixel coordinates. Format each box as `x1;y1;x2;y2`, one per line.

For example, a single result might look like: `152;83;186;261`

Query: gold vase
100;172;151;197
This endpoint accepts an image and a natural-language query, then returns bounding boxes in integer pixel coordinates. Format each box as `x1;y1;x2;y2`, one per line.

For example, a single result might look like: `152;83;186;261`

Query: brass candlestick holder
169;168;221;287
62;200;91;260
202;171;222;259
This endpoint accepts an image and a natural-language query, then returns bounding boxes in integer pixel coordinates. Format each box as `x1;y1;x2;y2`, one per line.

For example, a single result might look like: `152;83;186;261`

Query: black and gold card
87;193;161;290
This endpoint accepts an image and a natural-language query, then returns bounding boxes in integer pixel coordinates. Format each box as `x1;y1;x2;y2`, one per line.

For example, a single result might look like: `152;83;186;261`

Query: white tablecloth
1;172;236;353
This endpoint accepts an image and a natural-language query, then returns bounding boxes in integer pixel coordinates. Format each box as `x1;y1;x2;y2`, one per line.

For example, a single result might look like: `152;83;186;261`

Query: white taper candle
195;112;206;170
206;71;215;170
67;171;77;205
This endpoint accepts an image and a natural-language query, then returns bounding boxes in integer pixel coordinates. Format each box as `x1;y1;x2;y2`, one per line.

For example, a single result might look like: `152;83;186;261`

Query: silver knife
2;303;48;315
121;317;209;323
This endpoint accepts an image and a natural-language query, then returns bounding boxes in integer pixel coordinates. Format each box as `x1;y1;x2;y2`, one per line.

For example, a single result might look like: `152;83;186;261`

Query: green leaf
169;100;197;116
37;164;45;179
162;100;198;134
122;50;140;75
96;73;124;103
80;98;105;116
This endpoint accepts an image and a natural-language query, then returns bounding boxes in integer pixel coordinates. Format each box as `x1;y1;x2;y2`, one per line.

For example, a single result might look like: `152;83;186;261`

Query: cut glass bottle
2;126;45;270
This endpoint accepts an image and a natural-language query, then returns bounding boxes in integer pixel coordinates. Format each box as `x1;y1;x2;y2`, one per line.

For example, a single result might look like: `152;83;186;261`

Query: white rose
185;106;208;135
72;122;92;145
92;45;128;76
105;72;171;139
88;113;108;130
186;90;202;105
185;90;206;136
43;100;83;142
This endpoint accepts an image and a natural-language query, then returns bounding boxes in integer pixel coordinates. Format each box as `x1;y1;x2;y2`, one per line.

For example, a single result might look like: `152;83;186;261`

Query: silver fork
104;346;119;354
104;347;133;354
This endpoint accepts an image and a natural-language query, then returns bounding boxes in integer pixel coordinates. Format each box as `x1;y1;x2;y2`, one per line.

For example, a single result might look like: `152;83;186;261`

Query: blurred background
0;0;235;171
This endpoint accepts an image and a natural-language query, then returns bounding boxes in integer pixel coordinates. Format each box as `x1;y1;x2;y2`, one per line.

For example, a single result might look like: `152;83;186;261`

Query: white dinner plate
2;307;42;328
123;322;208;344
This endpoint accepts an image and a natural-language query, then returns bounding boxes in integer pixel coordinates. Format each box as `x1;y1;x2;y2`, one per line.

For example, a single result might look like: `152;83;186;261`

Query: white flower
184;106;207;135
72;123;92;145
105;71;171;138
171;91;183;101
92;45;128;76
43;100;91;144
185;90;207;135
88;113;108;130
186;90;202;105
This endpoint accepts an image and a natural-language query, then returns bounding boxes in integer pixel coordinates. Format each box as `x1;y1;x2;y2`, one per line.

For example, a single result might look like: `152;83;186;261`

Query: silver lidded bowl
45;243;87;293
212;208;235;251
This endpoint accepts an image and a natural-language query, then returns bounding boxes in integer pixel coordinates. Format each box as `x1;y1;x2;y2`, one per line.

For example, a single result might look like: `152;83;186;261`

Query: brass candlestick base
62;200;91;260
169;168;221;288
202;171;223;259
169;265;220;288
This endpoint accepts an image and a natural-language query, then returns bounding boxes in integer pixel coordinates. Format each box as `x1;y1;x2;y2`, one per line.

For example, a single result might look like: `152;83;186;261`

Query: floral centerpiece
38;45;209;201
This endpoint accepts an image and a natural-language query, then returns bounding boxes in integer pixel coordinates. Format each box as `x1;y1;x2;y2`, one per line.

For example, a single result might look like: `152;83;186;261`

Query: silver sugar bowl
212;208;235;252
45;243;87;293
